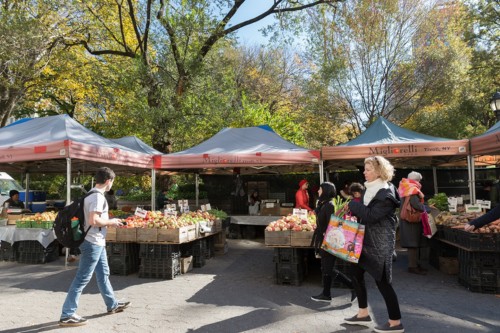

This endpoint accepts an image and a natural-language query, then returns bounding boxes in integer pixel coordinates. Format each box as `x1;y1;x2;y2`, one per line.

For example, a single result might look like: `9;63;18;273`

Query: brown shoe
408;267;427;275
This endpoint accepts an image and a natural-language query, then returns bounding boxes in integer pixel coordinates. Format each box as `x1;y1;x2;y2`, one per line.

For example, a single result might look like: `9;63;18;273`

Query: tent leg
468;155;476;204
319;161;324;184
65;158;71;268
195;174;199;208
151;169;156;211
432;167;438;196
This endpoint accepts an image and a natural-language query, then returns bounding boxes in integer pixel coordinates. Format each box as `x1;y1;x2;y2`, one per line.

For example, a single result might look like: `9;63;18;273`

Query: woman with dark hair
311;182;355;303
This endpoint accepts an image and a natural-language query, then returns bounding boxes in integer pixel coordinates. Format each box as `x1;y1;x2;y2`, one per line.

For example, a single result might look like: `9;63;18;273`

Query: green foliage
428;193;449;212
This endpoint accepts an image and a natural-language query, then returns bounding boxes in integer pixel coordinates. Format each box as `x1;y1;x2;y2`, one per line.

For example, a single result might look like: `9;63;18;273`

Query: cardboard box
279;207;293;216
265;230;291;246
7;214;22;225
260;206;281;216
181;256;193;274
290;231;314;247
439;256;459;275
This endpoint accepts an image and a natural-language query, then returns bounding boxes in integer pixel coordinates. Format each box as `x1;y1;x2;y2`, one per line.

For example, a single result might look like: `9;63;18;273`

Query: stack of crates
458;248;500;294
107;243;140;275
181;239;206;268
16;240;58;264
205;236;215;259
1;241;17;262
273;248;306;286
331;260;354;288
138;244;181;279
429;238;458;270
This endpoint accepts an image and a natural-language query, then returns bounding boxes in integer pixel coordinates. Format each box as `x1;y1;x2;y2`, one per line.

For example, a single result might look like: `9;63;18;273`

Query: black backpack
53;190;101;248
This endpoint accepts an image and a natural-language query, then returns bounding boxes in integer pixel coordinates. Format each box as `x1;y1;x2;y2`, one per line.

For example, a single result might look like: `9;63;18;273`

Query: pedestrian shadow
0;313;108;333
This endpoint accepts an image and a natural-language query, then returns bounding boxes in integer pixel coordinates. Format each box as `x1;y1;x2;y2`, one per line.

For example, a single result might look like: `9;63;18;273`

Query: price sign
476;200;491;210
134;207;147;218
465;204;482;213
292;208;308;222
448;197;458;213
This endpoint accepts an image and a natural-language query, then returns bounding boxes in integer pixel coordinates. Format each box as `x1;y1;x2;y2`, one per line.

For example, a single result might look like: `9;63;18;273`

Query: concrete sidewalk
0;238;498;333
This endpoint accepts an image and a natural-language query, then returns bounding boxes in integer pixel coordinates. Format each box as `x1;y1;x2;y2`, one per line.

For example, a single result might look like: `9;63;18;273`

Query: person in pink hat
295;179;313;211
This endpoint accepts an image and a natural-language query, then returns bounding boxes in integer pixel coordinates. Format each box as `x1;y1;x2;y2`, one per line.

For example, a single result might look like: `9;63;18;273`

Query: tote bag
400;196;422;223
321;215;365;264
421;211;437;238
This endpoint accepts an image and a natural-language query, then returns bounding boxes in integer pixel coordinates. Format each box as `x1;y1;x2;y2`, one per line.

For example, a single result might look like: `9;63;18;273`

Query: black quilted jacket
348;183;400;283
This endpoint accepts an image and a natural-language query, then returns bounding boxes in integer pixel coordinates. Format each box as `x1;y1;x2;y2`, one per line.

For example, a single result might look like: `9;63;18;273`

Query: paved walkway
0;239;498;333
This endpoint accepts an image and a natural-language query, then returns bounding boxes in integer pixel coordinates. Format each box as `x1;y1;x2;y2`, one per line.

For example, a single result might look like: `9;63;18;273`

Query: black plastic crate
458;249;500;269
138;255;180;280
454;230;497;251
459;265;500;287
205;237;215;259
17;240;45;253
459;278;500;294
108;255;140;275
275;262;305;286
17;248;58;264
192;239;206;255
193;254;206;268
106;243;140;257
429;239;458;270
139;243;179;259
273;248;305;264
1;241;17;262
442;227;459;244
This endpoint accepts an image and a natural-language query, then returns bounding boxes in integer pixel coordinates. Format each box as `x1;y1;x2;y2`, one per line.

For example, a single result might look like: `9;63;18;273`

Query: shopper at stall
349;182;364;203
340;181;353;199
105;189;118;210
248;189;261;215
344;156;404;333
295;179;313;211
59;167;130;326
4;190;25;209
464;204;500;231
311;181;356;303
397;171;427;275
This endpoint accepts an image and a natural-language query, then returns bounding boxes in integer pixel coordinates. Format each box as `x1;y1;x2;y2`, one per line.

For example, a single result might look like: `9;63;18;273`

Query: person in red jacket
295;179;313;211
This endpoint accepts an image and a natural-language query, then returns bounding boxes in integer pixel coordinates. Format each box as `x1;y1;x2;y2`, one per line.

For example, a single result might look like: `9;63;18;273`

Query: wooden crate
186;225;196;241
7;214;22;225
116;228;137;242
265;230;291;246
291;231;314;247
137;228;158;242
279;207;294;216
158;226;189;243
180;256;193;274
106;228;117;242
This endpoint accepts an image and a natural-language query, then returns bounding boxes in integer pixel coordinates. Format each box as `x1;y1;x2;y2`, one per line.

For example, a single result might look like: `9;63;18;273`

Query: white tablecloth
0;226;57;248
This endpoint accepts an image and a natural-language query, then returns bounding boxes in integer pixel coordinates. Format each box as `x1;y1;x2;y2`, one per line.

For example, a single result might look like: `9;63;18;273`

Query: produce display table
0;226;56;248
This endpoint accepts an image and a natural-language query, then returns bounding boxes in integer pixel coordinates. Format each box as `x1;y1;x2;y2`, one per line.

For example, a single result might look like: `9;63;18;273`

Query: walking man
59;167;130;326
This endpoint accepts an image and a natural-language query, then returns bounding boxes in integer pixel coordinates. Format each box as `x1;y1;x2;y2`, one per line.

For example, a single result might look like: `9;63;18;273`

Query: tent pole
151;169;156;211
24;173;30;209
432;167;438;195
195;174;199;207
319;161;324;184
65;158;71;269
468;155;476;204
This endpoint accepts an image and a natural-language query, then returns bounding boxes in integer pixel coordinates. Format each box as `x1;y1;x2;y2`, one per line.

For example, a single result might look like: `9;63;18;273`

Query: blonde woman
344;156;404;333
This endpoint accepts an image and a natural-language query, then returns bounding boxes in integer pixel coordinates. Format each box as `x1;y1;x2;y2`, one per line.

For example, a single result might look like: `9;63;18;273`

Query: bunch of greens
427;193;449;211
208;209;228;220
331;196;350;216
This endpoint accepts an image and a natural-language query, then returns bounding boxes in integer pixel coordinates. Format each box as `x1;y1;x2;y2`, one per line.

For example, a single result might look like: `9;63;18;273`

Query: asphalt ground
0;238;499;333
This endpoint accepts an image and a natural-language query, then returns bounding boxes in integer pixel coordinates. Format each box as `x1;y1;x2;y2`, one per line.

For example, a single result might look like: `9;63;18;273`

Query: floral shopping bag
321;215;365;264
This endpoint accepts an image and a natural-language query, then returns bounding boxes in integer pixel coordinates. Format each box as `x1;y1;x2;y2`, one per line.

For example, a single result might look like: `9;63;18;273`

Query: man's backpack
53;190;100;248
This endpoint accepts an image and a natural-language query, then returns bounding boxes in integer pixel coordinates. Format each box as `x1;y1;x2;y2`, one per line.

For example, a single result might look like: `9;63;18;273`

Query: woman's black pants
351;263;402;320
320;249;353;297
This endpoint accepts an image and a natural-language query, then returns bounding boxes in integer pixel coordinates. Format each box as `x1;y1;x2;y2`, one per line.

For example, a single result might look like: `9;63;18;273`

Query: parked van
0;172;24;207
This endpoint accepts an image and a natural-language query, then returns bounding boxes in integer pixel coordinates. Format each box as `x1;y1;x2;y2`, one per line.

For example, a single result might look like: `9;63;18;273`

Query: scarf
364;178;388;206
397;178;422;198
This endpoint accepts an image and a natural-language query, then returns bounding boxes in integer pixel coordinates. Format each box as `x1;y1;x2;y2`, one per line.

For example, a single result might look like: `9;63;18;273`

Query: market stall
157;125;321;226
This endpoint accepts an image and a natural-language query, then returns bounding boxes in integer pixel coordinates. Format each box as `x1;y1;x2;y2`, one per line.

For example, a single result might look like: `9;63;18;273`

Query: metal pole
468;155;476;204
65;158;71;268
195;174;199;207
24;173;30;210
319;161;324;184
432;167;438;195
151;169;156;211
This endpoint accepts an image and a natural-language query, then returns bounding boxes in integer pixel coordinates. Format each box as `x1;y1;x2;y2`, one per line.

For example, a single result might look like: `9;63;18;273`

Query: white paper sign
476;200;491;210
205;203;211;211
166;204;177;211
465;204;482;213
181;205;190;213
292;208;308;221
448;197;458;213
134;207;147;218
164;208;177;217
265;202;276;208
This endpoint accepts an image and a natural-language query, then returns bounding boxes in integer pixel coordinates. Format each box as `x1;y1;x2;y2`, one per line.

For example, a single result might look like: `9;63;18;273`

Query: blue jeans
61;240;118;318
